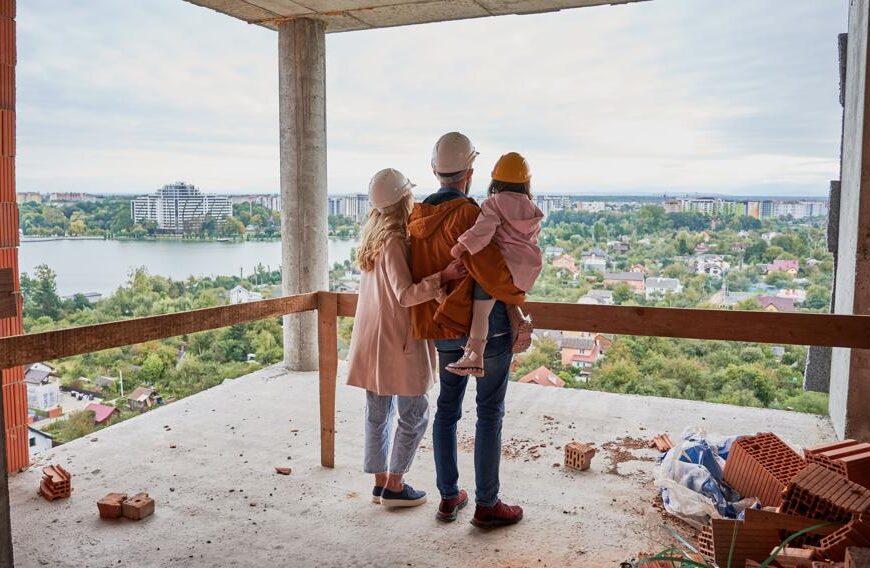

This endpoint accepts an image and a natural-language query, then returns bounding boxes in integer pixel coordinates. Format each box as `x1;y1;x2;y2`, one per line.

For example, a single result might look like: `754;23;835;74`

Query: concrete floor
9;364;836;568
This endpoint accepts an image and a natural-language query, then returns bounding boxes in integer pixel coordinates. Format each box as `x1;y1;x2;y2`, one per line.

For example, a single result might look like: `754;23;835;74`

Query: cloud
15;0;845;196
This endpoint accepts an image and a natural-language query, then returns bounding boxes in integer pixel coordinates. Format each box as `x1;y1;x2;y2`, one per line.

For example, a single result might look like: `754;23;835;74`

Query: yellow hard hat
491;152;531;184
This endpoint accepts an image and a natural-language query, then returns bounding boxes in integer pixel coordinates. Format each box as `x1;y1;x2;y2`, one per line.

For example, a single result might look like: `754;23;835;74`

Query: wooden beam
316;291;337;468
0;293;318;368
334;293;870;348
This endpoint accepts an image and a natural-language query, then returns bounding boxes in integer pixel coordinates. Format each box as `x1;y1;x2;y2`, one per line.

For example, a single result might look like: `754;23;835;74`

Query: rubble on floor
667;432;870;566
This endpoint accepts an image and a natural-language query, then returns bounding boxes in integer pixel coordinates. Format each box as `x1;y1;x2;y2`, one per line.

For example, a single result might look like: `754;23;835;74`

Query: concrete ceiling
183;0;647;33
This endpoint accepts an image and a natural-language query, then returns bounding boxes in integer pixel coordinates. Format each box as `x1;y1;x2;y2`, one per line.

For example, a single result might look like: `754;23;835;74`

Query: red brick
724;433;808;506
564;441;595;471
97;493;127;519
122;493;155;520
38;464;72;501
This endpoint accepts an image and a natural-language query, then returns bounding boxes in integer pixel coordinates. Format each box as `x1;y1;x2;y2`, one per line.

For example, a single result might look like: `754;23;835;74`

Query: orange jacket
408;196;525;340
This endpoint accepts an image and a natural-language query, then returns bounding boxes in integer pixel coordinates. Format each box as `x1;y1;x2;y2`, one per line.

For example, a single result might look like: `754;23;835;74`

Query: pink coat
346;236;444;397
457;192;544;292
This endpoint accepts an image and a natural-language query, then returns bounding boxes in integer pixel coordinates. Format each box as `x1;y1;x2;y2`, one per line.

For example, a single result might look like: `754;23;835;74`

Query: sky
15;0;847;197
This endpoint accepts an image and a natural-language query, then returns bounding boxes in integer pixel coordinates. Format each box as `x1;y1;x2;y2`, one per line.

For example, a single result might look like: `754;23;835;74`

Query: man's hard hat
492;152;531;184
368;168;415;212
431;132;479;176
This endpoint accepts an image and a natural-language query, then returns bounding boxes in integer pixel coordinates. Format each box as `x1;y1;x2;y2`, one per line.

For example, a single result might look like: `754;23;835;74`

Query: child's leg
364;391;395;497
386;394;431;490
470;298;496;341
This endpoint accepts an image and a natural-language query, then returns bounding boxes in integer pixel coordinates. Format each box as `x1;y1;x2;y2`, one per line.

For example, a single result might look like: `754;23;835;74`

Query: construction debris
122;493;155;521
805;440;870;490
564;441;595;471
723;432;808;507
38;464;72;501
97;493;128;519
687;431;870;566
845;547;870;567
650;433;674;453
275;467;292;475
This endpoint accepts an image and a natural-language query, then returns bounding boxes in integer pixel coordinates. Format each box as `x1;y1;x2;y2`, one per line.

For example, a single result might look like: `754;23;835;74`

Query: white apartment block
328;194;371;224
131;182;232;233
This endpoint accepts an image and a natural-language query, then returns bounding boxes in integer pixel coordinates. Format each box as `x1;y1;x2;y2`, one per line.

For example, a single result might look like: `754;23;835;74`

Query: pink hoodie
457;192;544;292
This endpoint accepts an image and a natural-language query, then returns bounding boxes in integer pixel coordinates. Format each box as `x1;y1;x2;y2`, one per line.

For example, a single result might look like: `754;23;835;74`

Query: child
445;152;544;377
346;168;467;507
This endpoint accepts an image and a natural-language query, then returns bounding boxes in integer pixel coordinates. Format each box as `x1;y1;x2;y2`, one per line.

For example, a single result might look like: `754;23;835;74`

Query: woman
346;168;466;508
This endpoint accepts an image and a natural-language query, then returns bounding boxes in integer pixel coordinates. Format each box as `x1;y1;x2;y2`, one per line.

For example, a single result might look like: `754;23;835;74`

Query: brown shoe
436;489;468;522
470;500;523;528
507;306;534;354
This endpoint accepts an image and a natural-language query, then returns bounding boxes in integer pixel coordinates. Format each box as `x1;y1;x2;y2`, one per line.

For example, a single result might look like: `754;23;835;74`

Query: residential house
128;386;161;412
731;242;748;253
603;272;645;293
629;264;648;274
229;285;263;305
28;426;54;459
543;246;563;257
761;232;778;242
645;277;683;300
517;366;565;388
85;403;121;426
608;241;630;253
756;295;796;313
777;288;807;303
690;254;729;277
560;337;602;373
766;259;799;275
552;255;579;276
719;291;753;309
24;363;60;412
580;252;607;273
577;290;614;305
694;243;711;254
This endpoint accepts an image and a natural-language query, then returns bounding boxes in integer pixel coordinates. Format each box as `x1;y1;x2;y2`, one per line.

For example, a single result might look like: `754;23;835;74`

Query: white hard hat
368;168;415;212
431;132;479;177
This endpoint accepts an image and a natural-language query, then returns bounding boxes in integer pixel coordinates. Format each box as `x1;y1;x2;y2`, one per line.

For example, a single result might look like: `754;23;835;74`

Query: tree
138;352;166;384
27;264;63;320
804;286;830;311
611;283;634;304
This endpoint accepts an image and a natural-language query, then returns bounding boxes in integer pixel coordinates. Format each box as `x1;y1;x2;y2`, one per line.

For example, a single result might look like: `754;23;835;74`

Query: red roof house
756;295;796;313
517;366;565;388
766;259;799;274
85;403;120;426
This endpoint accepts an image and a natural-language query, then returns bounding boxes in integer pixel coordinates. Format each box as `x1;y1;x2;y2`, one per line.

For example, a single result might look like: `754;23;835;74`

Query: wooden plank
0;292;318;368
334;293;870;348
316;291;337;469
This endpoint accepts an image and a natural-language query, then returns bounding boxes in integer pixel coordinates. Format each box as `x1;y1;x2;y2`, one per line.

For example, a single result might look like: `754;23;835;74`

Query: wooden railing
3;291;870;472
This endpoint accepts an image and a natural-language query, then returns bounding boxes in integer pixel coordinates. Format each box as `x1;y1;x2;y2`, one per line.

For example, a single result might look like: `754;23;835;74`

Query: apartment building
130;182;232;233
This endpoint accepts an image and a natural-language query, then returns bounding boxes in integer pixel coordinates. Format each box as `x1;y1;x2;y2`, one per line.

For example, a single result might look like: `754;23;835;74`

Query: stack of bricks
723;432;808;507
0;0;26;474
780;464;870;524
805;440;870;490
564;441;595;471
38;464;71;501
816;516;870;561
98;491;155;521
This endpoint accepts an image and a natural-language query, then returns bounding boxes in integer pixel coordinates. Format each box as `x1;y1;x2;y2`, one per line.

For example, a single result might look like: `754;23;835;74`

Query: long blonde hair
357;192;414;272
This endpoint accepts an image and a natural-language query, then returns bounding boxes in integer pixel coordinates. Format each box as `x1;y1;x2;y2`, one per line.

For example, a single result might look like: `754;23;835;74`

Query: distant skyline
16;0;846;197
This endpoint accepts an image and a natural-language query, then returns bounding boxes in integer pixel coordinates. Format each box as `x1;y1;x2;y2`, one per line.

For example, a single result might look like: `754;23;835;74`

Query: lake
19;239;360;297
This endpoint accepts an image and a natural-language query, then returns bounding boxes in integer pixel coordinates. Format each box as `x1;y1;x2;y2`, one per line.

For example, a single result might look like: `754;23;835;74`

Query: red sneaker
436;489;468;522
470;500;523;528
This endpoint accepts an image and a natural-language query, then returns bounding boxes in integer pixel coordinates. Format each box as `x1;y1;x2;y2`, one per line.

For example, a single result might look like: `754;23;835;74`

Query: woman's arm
383;237;449;308
454;199;501;257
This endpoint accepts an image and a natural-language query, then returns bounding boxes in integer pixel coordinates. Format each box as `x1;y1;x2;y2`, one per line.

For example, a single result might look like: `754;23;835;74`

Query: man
407;132;525;528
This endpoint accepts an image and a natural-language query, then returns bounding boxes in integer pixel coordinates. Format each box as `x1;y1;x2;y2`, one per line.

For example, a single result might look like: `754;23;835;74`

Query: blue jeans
364;391;429;475
433;303;512;507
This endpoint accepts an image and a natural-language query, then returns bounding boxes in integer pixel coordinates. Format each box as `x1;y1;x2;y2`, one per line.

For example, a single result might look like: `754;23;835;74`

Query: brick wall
0;0;27;473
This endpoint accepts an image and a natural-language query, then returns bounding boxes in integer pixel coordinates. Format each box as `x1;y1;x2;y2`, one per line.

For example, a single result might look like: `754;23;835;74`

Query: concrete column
278;18;328;371
831;0;870;439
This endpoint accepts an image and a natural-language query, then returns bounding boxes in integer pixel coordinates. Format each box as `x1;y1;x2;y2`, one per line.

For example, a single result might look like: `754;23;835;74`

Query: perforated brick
781;465;870;524
38;464;71;501
723;432;808;506
564;442;595;471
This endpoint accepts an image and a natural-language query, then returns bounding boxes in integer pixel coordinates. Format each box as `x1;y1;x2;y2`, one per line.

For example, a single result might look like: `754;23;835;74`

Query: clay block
121;493;154;521
781;465;870;523
774;547;815;568
845;547;870;568
724;433;808;507
564;442;595;471
650;433;674;453
38;464;72;501
97;493;128;519
275;467;292;475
